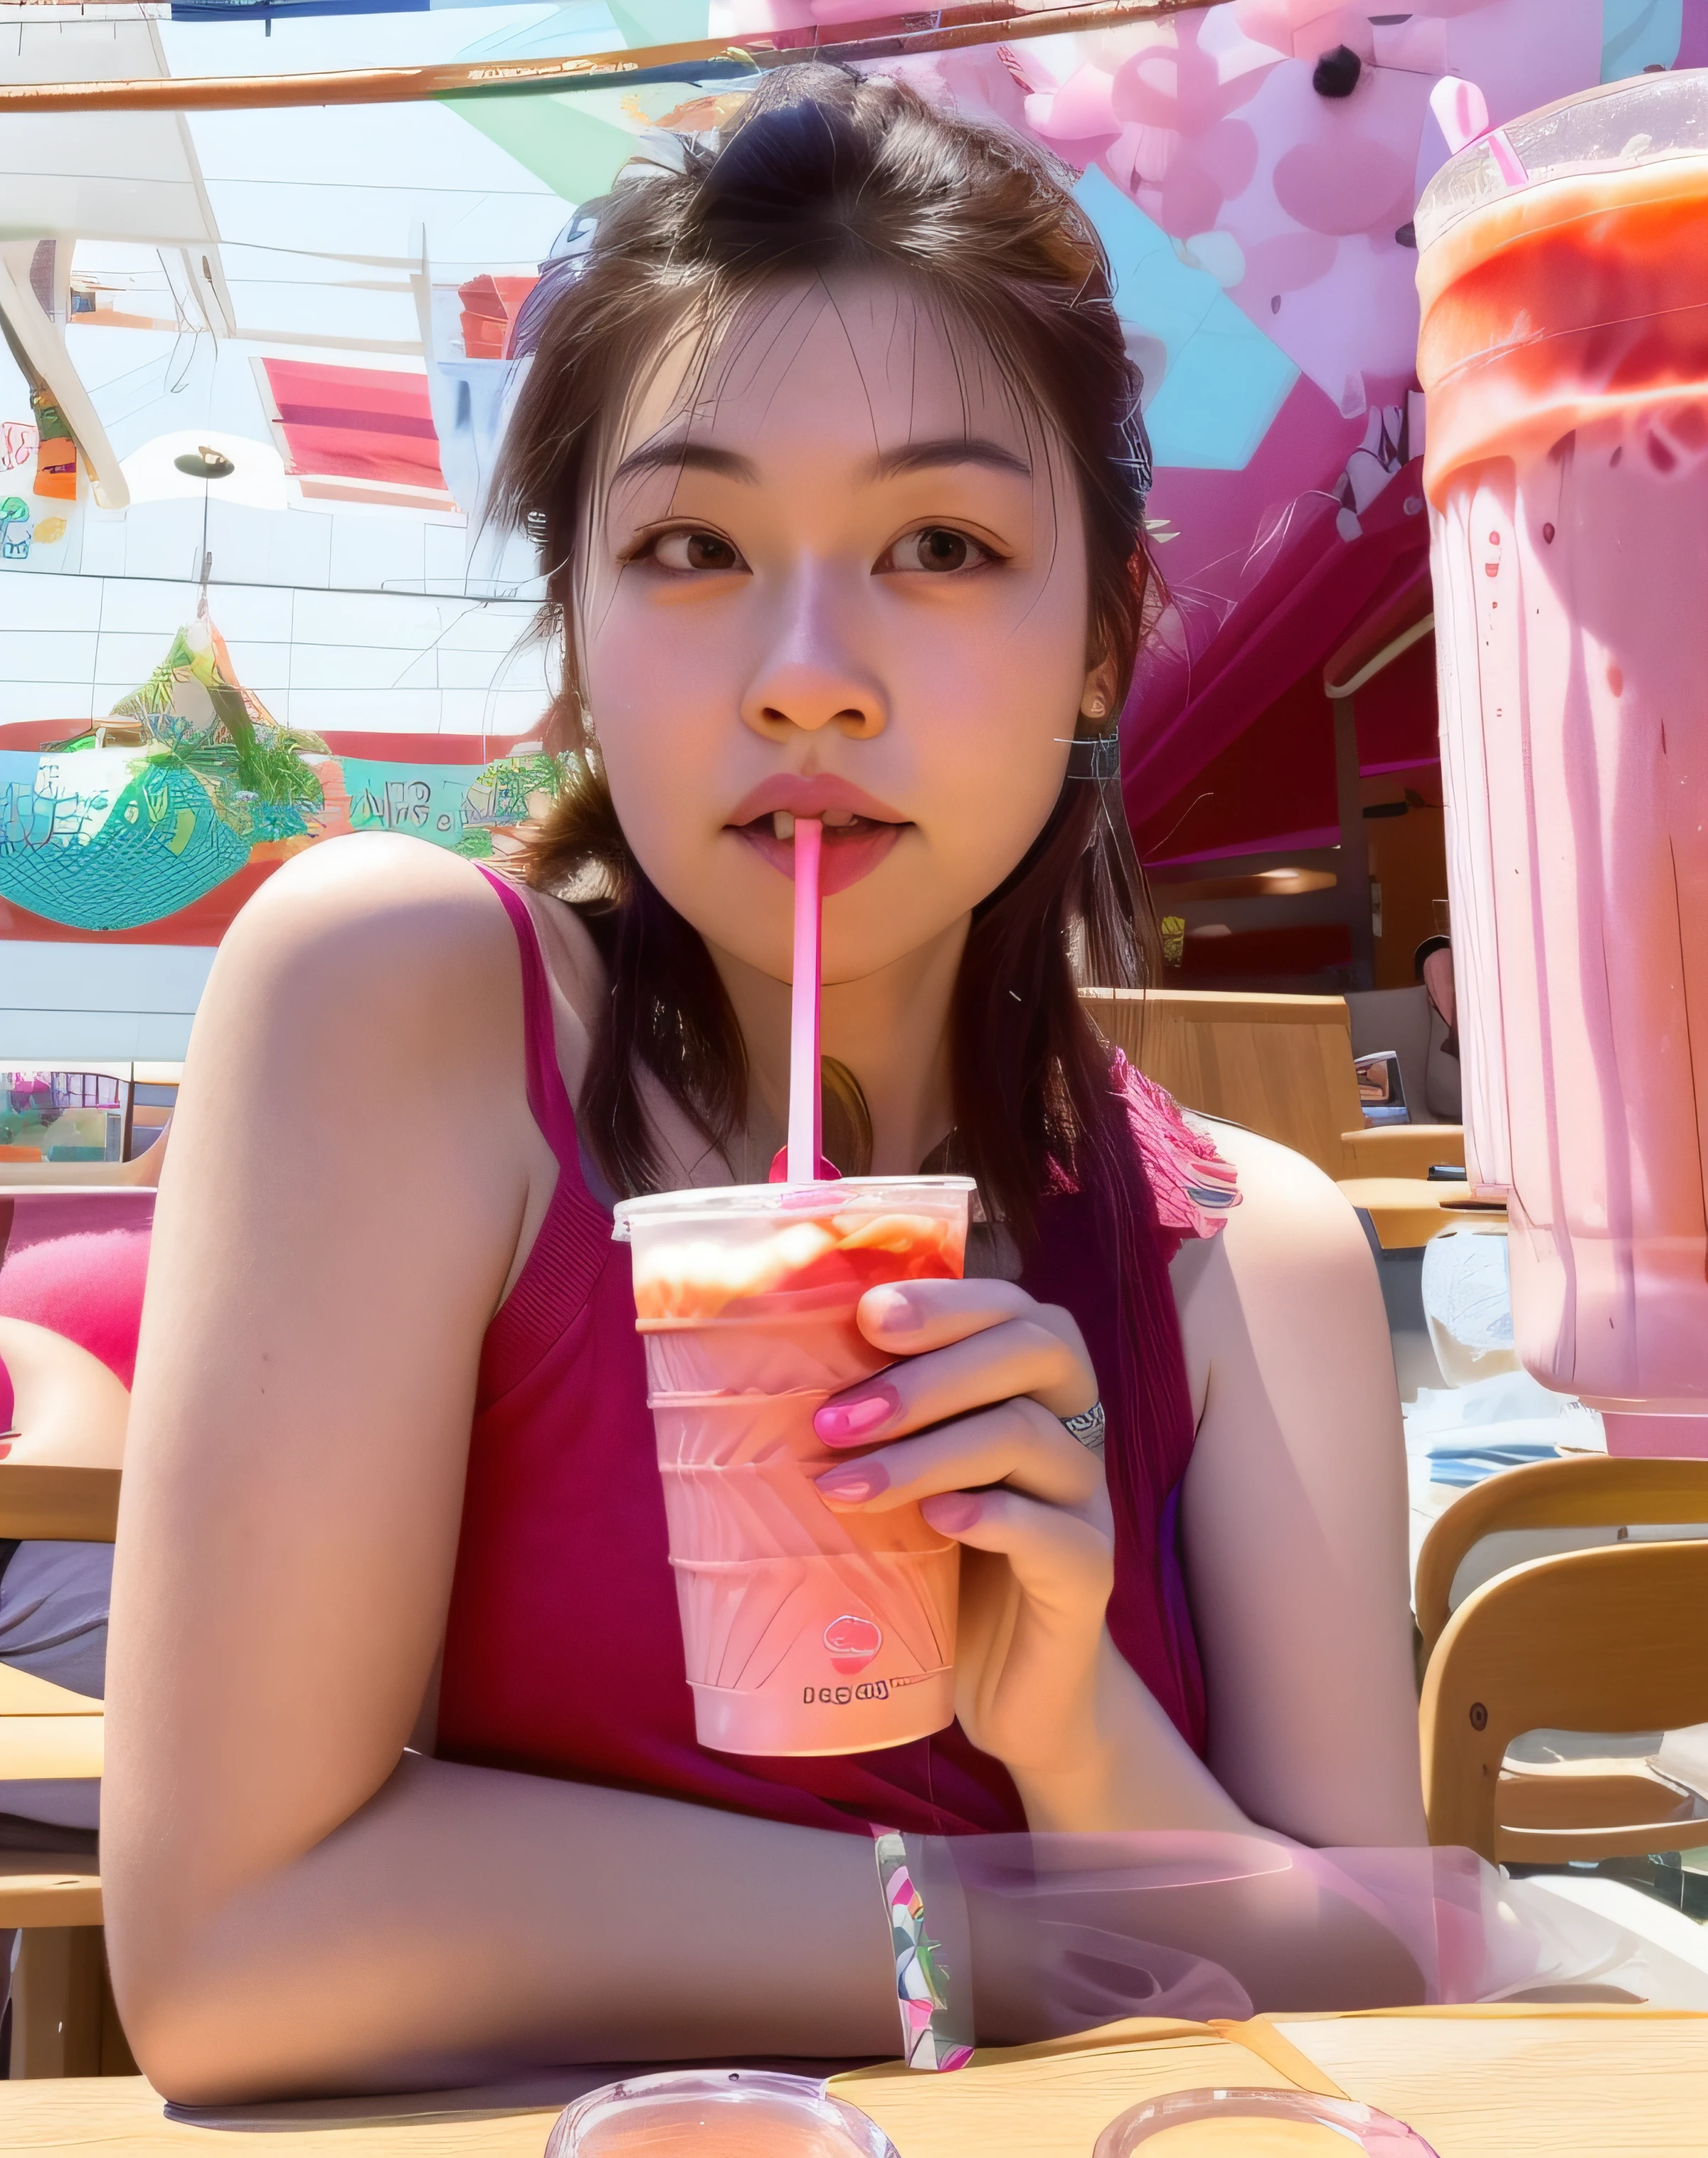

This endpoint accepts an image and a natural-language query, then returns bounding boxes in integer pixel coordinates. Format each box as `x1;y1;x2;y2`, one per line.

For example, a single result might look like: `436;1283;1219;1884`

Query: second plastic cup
613;1175;974;1757
1418;71;1708;1419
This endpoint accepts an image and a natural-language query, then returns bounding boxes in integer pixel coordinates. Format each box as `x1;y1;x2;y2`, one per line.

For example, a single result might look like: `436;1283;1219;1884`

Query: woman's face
578;274;1106;985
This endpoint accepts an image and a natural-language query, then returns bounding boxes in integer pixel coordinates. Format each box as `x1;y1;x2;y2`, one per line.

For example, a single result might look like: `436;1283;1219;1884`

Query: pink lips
726;775;910;896
738;818;903;894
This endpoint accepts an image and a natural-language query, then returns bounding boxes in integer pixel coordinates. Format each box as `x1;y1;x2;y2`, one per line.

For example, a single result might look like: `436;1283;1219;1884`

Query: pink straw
774;816;835;1183
1429;75;1527;186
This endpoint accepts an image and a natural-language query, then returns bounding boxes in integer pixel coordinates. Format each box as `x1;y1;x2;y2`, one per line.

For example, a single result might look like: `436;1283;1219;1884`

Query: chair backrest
1415;1455;1708;1657
1081;988;1364;1178
1419;1538;1708;1860
1347;985;1434;1123
0;1464;121;1543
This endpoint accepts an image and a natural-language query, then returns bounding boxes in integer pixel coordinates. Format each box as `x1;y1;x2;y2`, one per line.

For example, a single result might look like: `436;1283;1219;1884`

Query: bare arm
102;835;894;2102
1174;1123;1427;1848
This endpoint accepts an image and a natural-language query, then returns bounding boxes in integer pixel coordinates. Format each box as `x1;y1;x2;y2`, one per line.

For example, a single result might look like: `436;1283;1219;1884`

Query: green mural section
0;624;572;936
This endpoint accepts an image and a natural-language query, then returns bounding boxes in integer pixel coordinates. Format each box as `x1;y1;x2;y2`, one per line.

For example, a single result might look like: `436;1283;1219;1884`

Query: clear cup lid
543;2069;901;2157
1093;2085;1441;2157
611;1175;975;1240
1416;68;1708;251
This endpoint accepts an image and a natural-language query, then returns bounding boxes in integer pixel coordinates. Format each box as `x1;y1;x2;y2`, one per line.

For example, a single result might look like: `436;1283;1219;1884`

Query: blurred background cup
1418;71;1708;1444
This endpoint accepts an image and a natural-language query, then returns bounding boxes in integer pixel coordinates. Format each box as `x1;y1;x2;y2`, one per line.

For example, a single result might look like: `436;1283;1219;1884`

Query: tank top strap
477;864;582;1169
474;866;619;1397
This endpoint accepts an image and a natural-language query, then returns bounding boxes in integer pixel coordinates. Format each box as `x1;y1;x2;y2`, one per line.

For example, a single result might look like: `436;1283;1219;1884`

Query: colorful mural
0;618;566;937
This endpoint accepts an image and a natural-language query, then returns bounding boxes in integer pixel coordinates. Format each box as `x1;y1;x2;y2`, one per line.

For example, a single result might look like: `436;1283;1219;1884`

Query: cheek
582;595;726;850
899;592;1084;877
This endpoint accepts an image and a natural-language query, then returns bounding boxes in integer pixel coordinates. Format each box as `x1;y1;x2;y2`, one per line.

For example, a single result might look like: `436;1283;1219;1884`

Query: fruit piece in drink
632;1207;961;1324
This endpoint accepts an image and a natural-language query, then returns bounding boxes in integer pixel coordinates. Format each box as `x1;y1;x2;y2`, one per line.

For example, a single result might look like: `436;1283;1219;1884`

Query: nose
738;568;888;741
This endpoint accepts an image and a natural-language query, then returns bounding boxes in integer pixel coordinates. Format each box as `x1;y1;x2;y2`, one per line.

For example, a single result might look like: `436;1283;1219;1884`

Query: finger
815;1396;1103;1513
857;1276;1084;1360
919;1486;1113;1617
815;1317;1096;1446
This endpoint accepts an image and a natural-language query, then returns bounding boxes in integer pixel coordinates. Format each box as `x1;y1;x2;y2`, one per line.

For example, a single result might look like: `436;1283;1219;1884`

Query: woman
103;69;1422;2100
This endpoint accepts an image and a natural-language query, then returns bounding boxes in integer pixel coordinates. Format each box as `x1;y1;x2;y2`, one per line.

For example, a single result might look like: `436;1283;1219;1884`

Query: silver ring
1061;1400;1105;1456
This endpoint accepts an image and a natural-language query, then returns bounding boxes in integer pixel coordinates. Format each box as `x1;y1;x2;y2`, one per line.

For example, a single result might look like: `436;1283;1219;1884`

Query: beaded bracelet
871;1827;975;2072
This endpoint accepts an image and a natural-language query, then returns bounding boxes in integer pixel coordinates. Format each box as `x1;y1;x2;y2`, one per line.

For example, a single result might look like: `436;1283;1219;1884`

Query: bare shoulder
167;836;547;1308
228;830;506;963
1170;1119;1379;1407
210;835;536;1053
1189;1116;1371;1263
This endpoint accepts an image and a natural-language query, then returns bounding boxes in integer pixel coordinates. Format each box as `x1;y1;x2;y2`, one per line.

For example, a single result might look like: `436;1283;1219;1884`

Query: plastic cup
1417;71;1708;1419
1092;2086;1440;2156
544;2070;901;2158
612;1175;974;1756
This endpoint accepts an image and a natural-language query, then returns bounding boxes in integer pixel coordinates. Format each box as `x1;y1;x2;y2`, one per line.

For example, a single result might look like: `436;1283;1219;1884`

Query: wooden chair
1416;1456;1708;1661
1083;987;1463;1184
1420;1535;1708;1863
0;1464;129;2075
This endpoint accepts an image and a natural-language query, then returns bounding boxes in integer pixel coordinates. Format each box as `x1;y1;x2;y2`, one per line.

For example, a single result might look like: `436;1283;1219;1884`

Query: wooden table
2;2007;1704;2155
1336;1178;1507;1252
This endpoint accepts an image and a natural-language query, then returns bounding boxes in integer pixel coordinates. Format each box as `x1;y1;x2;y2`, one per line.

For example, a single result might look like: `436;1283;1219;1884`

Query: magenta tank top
435;873;1239;1836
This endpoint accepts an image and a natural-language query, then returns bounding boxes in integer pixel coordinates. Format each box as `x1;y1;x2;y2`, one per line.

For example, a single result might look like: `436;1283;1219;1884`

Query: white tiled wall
0;566;556;736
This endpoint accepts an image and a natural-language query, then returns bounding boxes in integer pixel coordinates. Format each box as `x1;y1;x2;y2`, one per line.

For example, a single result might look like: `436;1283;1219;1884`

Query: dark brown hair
492;63;1159;1245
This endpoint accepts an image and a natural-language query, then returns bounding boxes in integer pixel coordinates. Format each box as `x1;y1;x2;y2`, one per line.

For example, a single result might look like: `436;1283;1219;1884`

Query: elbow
105;1882;310;2105
107;1938;272;2106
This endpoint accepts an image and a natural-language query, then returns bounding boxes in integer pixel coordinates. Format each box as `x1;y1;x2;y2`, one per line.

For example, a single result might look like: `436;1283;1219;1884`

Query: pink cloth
0;1227;151;1390
436;872;1236;1836
1116;1056;1241;1251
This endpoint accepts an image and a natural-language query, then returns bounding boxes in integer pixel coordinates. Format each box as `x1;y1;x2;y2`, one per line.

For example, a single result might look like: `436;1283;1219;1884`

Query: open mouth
733;805;909;895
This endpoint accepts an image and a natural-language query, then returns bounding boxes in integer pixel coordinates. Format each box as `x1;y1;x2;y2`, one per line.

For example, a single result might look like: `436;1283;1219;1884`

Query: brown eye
914;528;967;571
886;527;996;574
651;528;743;572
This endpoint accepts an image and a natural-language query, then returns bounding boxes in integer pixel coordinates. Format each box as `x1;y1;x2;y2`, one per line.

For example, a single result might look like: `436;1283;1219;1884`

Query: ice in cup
1418;71;1708;1418
613;1175;974;1756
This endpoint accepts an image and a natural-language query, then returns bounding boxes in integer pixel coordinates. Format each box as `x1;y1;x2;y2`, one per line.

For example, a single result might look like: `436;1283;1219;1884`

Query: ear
1078;655;1120;726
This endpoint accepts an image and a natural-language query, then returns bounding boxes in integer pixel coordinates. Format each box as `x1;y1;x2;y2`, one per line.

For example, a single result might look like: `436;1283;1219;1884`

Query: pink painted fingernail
922;1491;982;1533
815;1385;898;1443
815;1462;891;1504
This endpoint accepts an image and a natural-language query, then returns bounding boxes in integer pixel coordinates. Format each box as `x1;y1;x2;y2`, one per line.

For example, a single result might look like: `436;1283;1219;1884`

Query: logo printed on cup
804;1681;891;1705
824;1613;882;1674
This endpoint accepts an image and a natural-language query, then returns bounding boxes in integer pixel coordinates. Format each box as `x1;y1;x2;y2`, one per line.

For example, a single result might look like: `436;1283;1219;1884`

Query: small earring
1084;696;1107;720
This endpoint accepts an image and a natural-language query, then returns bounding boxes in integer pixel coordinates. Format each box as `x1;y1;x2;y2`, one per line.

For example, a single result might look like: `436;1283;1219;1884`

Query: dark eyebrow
610;440;757;487
869;437;1031;480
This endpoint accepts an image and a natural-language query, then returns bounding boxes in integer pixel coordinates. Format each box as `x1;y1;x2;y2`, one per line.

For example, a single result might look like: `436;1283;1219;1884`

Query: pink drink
1418;73;1708;1422
613;1176;973;1755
